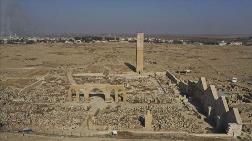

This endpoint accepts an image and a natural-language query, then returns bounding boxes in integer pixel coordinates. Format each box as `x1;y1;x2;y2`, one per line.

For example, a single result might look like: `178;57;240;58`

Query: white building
230;42;242;46
219;41;227;46
75;40;82;44
3;38;8;44
167;40;174;44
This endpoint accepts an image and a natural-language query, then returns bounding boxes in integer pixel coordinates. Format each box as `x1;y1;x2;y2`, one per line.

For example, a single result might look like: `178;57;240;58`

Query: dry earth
0;42;251;140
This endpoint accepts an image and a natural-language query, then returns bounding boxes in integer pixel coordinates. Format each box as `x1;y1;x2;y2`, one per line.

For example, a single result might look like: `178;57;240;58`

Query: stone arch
79;89;85;102
67;84;127;103
89;88;106;101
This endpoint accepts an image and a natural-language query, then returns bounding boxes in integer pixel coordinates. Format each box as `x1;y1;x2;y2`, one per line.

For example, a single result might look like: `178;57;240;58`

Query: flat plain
0;42;251;140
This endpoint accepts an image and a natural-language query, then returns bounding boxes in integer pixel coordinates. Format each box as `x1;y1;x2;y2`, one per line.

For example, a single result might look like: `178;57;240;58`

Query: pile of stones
0;70;89;132
93;104;208;133
0;101;89;131
127;93;174;104
21;72;68;103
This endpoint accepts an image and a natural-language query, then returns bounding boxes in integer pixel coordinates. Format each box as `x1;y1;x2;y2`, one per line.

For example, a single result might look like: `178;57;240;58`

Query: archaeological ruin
0;33;245;140
166;71;243;137
187;77;243;136
67;84;127;103
136;33;144;74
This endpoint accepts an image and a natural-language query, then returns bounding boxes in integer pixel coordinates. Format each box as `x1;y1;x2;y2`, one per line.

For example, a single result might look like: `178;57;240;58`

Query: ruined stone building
67;84;127;103
187;77;242;137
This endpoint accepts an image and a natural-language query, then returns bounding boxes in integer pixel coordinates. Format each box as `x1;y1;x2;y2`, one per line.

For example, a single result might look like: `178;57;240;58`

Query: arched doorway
89;88;106;101
89;88;107;109
79;89;85;102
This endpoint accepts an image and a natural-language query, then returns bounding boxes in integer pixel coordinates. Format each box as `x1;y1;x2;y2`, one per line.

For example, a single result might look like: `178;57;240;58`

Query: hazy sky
1;0;252;35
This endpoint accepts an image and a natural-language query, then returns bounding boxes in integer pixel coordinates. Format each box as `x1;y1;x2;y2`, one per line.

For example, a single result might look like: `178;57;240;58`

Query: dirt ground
0;42;251;140
0;43;251;79
0;132;236;141
1;42;251;100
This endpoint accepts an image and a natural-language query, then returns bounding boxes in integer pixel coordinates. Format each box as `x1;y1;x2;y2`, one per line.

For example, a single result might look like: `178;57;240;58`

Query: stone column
84;90;89;102
105;93;110;102
145;110;153;130
136;33;144;74
76;89;80;102
67;89;72;102
123;93;127;103
115;92;119;103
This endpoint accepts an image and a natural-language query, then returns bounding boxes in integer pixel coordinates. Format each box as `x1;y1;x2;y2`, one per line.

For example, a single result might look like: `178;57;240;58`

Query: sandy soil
0;132;235;141
0;42;251;140
1;43;251;79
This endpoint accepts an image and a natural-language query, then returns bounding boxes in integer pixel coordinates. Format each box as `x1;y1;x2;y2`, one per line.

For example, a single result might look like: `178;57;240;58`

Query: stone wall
215;97;229;122
187;77;207;103
185;77;242;137
166;70;179;84
224;108;242;126
226;123;242;137
202;85;219;116
178;81;188;95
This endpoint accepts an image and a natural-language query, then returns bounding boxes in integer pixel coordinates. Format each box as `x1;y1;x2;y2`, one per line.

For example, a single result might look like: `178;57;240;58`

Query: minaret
136;33;144;74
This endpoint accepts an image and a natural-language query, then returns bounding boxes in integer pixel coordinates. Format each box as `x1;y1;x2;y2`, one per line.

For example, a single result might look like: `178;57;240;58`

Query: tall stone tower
136;33;144;74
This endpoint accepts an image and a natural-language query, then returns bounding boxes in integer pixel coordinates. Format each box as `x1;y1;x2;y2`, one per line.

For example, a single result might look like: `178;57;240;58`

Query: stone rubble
0;70;211;134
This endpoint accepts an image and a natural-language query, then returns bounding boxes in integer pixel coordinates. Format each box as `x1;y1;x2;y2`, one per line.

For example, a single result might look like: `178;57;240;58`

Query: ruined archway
89;88;106;101
67;84;127;103
79;89;85;102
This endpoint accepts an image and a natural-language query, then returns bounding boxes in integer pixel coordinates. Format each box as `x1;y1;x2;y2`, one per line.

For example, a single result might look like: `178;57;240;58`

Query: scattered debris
176;70;192;75
19;128;33;133
232;77;238;83
112;130;118;135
